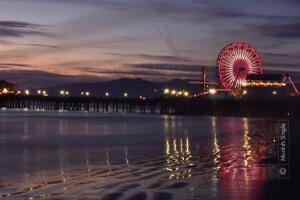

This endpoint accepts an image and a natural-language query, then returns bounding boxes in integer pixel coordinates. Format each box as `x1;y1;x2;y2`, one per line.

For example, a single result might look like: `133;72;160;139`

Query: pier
0;95;299;118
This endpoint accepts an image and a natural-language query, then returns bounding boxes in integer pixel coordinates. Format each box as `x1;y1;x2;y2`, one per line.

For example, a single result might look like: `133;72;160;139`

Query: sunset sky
0;0;300;87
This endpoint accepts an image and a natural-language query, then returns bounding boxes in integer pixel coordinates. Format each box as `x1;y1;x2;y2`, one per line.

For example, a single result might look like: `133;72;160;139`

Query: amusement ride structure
216;41;263;90
192;40;299;96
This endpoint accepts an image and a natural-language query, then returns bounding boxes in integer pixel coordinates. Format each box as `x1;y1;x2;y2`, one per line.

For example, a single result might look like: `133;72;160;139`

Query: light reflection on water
0;111;277;200
165;137;193;180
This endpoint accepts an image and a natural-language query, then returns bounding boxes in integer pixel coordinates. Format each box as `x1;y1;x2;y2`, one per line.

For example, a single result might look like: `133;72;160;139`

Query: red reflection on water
213;117;275;199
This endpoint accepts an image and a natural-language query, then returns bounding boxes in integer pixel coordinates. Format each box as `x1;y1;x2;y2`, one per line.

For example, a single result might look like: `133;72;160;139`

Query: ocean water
0;110;279;200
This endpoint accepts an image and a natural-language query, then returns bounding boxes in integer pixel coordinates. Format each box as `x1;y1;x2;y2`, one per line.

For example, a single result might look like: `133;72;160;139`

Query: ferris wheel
217;41;263;90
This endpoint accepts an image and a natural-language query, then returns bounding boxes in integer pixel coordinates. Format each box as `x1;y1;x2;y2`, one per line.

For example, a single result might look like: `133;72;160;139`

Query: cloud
80;63;216;81
0;20;40;28
0;28;52;37
107;53;195;63
0;63;33;70
262;52;300;63
0;39;59;48
214;10;300;21
127;63;213;72
0;39;16;45
0;70;102;87
264;62;300;73
255;22;300;38
262;52;299;59
0;63;31;67
23;43;59;48
91;69;167;76
0;20;53;38
262;53;300;72
84;68;203;80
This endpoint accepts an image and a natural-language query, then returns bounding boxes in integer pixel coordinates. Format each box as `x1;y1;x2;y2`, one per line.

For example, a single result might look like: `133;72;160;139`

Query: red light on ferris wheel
217;41;263;90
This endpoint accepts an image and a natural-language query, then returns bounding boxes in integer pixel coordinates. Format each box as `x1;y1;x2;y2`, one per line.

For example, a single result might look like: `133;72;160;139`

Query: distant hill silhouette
0;80;17;89
45;78;200;97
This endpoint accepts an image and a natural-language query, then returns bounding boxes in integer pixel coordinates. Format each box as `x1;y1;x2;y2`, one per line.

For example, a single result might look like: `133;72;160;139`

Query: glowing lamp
177;91;183;96
164;88;170;94
25;89;30;95
209;88;216;95
2;88;8;94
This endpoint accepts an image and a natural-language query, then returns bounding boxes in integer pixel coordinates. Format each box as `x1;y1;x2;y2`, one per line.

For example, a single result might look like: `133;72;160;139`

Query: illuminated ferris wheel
217;41;263;90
